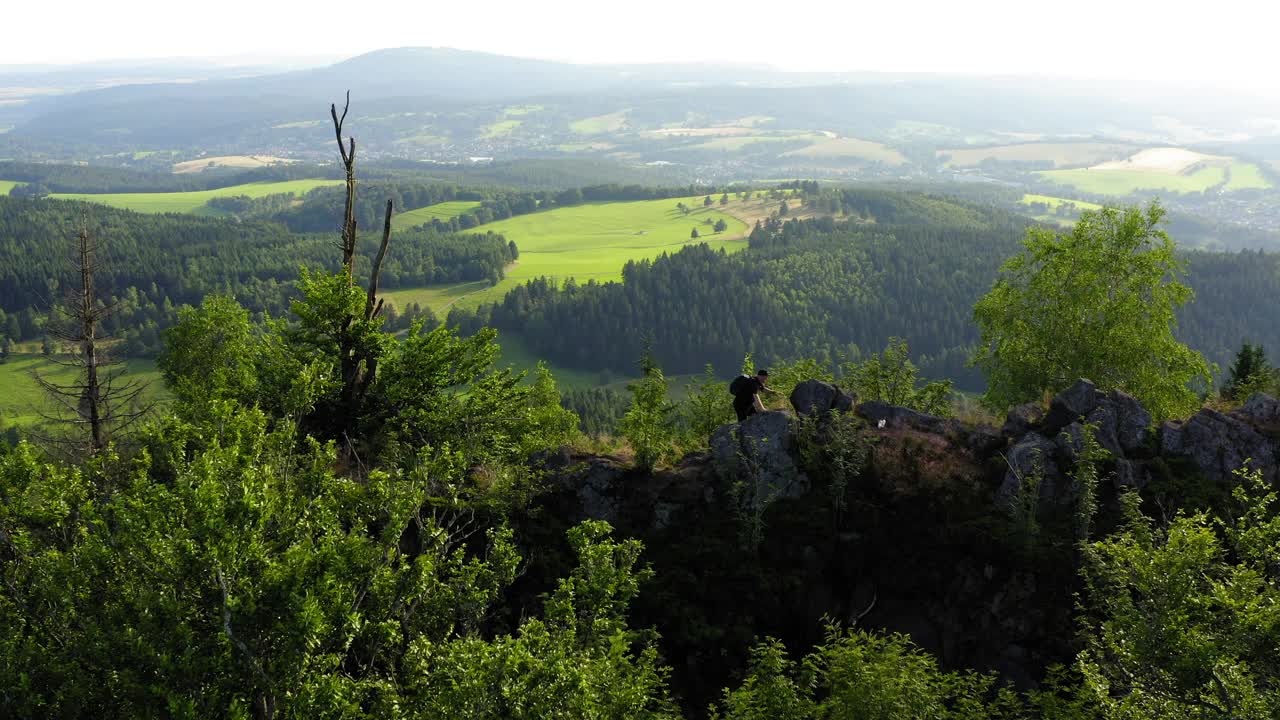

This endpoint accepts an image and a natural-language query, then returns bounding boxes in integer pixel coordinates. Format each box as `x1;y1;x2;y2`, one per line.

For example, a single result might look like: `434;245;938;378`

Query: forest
451;188;1280;391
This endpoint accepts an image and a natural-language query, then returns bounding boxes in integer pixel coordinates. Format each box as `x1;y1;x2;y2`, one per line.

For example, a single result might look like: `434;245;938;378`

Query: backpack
729;374;754;398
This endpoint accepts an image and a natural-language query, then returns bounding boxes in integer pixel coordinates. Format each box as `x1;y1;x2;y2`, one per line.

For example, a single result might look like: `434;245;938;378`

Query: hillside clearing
48;179;342;215
1225;162;1272;190
0;180;16;195
571;111;629;134
481;119;521;138
391;200;482;230
389;195;750;313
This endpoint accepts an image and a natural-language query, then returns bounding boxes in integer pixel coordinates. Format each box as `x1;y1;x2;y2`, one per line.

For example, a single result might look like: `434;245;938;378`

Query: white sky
7;0;1277;93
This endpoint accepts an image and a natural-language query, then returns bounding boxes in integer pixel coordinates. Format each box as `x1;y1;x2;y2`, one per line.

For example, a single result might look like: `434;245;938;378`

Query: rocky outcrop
790;380;856;417
710;410;810;499
1161;408;1276;484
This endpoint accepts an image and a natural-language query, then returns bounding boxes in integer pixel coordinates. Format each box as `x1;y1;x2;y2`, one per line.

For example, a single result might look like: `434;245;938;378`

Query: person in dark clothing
732;369;780;421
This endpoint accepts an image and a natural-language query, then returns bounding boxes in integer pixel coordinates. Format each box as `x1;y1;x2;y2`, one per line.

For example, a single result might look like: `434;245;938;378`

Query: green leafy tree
680;364;735;447
843;337;953;416
158;294;260;407
972;203;1212;419
620;352;675;472
1077;466;1280;719
712;627;1023;720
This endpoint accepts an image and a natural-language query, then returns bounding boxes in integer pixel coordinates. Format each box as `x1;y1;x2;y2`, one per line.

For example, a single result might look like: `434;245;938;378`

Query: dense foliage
0;197;514;353
973;203;1212;418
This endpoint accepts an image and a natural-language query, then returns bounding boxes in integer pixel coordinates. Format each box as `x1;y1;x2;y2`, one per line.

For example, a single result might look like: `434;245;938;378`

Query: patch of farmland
0;180;17;195
940;142;1137;168
1091;147;1228;173
1036;165;1226;196
48;179;342;215
783;137;907;165
391;201;482;230
172;155;297;174
570;110;629;134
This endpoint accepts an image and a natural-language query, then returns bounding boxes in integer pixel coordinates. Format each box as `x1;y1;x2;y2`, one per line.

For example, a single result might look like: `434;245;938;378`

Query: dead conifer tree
34;223;149;456
328;92;395;447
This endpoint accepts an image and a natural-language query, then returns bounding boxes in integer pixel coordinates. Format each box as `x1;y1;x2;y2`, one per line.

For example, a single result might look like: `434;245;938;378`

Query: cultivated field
940;142;1136;168
1036;166;1226;196
1091;147;1226;173
391;200;482;230
783;137;907;164
0;180;16;195
47;179;342;215
1020;193;1103;212
172;155;296;174
0;354;162;427
388;195;751;313
689;133;824;152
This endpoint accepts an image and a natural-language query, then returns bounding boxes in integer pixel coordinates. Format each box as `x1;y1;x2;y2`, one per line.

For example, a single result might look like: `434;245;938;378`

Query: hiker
730;369;780;422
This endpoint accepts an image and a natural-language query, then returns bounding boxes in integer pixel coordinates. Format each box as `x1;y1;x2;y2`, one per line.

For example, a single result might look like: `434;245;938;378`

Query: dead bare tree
33;223;149;457
328;92;395;451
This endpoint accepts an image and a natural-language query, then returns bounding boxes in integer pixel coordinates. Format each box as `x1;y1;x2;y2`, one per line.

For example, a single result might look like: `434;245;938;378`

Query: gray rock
1043;379;1102;433
1002;403;1045;438
1113;459;1147;491
857;400;955;436
1161;408;1276;484
790;379;856;417
1235;393;1280;431
1106;390;1152;455
996;432;1062;509
710;410;810;500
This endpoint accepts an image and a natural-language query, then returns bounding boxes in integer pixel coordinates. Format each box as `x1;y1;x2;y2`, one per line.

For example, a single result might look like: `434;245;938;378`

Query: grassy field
0;180;16;196
47;179;342;215
382;280;492;314
570;111;629;134
0;354;163;427
1036;166;1226;196
480;119;521;138
941;142;1136;168
1020;193;1103;212
1225;162;1272;190
388;195;750;314
391;200;482;230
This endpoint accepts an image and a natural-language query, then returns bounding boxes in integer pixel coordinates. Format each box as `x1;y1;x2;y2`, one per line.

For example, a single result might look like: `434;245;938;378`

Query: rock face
997;432;1062;509
790;380;856;417
710;410;810;499
1161;408;1276;484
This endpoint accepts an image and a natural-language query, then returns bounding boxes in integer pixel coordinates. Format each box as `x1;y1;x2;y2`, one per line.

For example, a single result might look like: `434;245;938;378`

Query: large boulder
1043;379;1102;434
857;400;955;436
790;379;856;417
1161;408;1276;484
710;410;810;499
1043;382;1152;459
996;432;1064;509
1002;403;1045;438
1234;393;1280;436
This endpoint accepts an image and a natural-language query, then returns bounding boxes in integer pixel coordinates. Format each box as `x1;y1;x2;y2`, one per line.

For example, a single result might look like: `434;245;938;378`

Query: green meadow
388;196;749;314
0;354;163;427
1019;193;1103;213
0;180;17;196
1225;162;1272;190
570;111;629;134
391;200;482;230
1036;166;1226;196
47;179;342;215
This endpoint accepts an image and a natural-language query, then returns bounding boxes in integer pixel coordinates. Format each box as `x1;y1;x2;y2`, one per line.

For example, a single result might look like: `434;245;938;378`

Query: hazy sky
9;0;1276;92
